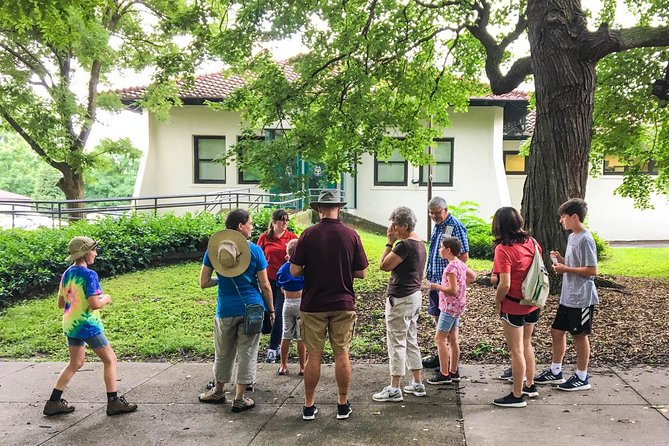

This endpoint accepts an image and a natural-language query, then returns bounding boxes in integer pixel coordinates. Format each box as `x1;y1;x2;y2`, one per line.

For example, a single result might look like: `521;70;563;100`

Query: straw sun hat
207;229;251;277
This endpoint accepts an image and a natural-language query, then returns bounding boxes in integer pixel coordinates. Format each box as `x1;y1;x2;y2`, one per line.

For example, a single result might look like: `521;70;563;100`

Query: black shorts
499;308;541;328
551;304;594;335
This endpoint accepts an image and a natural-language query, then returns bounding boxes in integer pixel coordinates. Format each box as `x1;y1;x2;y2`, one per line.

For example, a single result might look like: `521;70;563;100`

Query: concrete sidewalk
1;361;668;445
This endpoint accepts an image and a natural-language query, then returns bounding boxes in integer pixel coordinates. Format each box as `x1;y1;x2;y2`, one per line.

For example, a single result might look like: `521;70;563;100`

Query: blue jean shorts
437;312;459;332
67;333;109;349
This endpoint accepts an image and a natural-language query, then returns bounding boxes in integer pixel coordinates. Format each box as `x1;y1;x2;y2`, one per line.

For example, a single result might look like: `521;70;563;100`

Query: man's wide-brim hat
207;229;251;277
309;190;347;212
66;236;99;262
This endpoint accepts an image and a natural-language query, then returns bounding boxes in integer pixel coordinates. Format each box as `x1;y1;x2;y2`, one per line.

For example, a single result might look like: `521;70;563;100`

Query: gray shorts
67;333;109;349
282;298;302;341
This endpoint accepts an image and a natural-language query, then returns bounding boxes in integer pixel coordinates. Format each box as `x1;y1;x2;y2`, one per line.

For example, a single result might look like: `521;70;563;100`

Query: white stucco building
119;72;669;242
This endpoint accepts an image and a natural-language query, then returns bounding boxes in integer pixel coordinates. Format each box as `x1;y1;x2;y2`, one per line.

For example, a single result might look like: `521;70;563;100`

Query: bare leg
573;334;591;372
233;383;246;400
92;344;118;393
303;351;322;407
523;323;536;387
54;346;86;391
502;321;524;398
435;331;449;376
447;328;460;373
279;339;290;372
334;351;351;405
410;369;422;383
297;341;306;373
390;375;401;388
551;328;567;364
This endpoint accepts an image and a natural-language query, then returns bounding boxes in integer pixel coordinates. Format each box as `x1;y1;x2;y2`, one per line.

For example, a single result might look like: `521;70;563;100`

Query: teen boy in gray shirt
535;198;598;391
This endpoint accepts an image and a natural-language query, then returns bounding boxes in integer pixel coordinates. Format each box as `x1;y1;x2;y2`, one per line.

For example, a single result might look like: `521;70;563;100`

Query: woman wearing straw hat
198;209;274;413
43;236;138;417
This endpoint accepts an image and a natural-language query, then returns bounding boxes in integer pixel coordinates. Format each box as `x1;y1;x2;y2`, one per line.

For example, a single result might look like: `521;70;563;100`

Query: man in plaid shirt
422;196;473;369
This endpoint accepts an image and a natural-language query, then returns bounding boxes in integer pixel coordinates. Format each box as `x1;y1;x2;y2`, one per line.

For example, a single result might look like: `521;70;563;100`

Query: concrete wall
136;104;669;241
353;106;509;239
503;140;669;241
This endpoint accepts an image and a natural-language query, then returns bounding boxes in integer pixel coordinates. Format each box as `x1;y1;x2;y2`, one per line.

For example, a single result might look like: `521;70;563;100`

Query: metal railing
0;188;345;229
0;189;291;229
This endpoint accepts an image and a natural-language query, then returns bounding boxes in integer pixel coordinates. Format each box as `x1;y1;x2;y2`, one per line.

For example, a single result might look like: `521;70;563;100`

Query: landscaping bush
249;208;301;242
0;209;298;305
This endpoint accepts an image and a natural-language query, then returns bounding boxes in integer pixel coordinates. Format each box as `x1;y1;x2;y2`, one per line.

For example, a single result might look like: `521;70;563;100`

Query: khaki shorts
299;311;356;354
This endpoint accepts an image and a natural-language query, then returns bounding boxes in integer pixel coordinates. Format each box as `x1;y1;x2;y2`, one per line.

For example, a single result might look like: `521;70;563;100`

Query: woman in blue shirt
198;209;274;413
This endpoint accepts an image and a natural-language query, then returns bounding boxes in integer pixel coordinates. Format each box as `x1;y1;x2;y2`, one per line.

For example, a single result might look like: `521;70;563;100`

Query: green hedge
449;202;610;261
0;210;300;304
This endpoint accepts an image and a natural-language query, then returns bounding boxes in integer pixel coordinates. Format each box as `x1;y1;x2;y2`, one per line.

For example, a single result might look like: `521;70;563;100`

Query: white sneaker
372;386;403;402
403;381;427;397
265;349;277;363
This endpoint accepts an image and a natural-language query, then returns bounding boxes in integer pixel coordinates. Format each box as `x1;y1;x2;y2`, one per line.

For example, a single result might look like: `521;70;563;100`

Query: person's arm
494;272;511;313
88;293;111;310
353;268;367;279
430;272;458;295
465;267;476;284
553;264;597;276
256;269;275;323
199;265;218;289
57;288;65;309
290;263;304;277
380;250;403;272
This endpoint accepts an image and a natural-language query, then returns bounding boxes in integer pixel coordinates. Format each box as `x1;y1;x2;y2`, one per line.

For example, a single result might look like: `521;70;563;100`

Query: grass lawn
599;247;669;280
0;230;666;361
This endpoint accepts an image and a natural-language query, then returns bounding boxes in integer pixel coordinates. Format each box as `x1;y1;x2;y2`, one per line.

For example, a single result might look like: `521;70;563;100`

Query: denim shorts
67;333;109;349
437;312;459;332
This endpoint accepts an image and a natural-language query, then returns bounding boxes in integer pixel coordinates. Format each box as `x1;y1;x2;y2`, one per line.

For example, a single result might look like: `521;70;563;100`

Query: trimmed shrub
0;209;298;305
450;201;494;260
250;208;302;242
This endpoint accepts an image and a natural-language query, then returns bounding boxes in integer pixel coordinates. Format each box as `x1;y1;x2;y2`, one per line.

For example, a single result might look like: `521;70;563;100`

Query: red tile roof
116;69;529;105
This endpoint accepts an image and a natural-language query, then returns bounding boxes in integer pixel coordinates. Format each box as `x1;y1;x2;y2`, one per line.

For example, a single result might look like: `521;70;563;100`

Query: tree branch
0;106;66;172
582;24;669;61
360;0;378;38
467;1;532;94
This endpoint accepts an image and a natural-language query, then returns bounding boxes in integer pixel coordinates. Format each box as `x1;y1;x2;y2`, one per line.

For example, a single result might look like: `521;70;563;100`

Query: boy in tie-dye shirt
43;236;137;417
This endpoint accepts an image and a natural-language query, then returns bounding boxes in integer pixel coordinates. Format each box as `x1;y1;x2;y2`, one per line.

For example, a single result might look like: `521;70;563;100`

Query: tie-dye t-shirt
59;266;104;339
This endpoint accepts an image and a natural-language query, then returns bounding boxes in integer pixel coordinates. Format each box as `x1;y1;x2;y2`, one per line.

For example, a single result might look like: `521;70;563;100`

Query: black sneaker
302;405;318;421
421;354;439;369
426;372;452;385
493;392;527;408
497;367;526;382
336;401;352;419
535;368;565;385
522;384;539;398
449;370;461;382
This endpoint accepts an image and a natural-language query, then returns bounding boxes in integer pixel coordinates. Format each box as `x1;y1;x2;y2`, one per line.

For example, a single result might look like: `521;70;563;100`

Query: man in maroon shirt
290;190;368;421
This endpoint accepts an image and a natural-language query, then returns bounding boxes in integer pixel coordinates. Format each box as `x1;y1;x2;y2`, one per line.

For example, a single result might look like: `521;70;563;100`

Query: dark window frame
194;135;227;184
603;155;658;176
503;150;528;175
418;138;455;187
374;146;408;186
236;135;264;184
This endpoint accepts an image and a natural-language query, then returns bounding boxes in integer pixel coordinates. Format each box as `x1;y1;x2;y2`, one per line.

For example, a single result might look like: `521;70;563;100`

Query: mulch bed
356;276;669;366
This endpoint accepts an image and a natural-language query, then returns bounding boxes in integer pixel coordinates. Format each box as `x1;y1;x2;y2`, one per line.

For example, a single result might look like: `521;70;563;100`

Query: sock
107;391;118;401
550;362;562;375
49;389;63;402
576;370;588;381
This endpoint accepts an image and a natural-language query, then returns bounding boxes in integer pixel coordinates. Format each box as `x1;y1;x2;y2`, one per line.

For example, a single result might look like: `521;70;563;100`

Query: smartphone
550;255;558;265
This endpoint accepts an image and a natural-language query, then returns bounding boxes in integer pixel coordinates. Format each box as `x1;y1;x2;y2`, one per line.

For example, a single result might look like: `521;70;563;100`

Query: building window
419;139;454;186
503;151;528;175
194;136;226;183
374;149;408;186
236;136;263;184
603;155;658;175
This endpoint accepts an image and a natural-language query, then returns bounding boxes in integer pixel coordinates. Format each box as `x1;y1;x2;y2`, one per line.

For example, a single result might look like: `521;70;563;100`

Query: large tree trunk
522;0;595;288
57;166;86;221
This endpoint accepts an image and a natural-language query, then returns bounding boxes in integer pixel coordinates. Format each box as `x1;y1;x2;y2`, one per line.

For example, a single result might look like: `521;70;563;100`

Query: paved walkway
1;361;668;445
